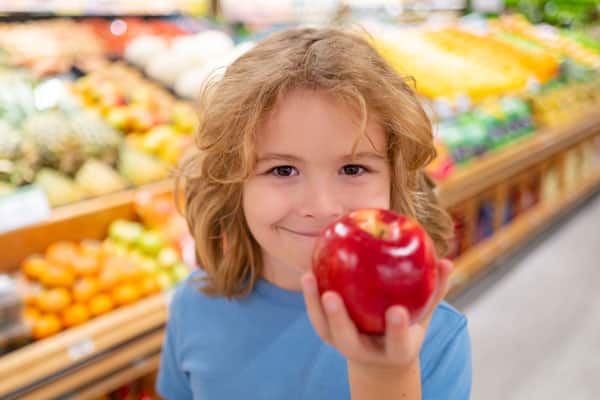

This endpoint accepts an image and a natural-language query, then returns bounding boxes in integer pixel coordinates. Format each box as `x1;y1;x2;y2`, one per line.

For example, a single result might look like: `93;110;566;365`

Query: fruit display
18;219;190;341
124;30;254;100
0;69;170;206
0;19;107;76
71;63;197;165
374;26;559;100
83;17;189;55
490;14;600;68
312;209;437;334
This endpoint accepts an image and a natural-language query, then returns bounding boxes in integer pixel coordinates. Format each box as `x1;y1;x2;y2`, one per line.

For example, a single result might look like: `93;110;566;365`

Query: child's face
243;89;391;290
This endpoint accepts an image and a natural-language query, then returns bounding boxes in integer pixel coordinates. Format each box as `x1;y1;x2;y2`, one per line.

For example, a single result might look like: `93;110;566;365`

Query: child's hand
301;259;453;371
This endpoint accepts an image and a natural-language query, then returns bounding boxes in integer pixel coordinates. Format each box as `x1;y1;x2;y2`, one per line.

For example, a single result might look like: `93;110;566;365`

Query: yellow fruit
45;241;79;269
37;288;72;313
89;294;114;316
22;256;47;280
33;314;62;340
71;254;101;277
22;307;41;326
73;278;99;303
39;265;75;288
62;304;90;327
139;275;159;296
112;283;140;306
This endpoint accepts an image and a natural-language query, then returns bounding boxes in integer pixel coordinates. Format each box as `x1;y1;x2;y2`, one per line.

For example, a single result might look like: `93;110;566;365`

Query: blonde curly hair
178;27;453;298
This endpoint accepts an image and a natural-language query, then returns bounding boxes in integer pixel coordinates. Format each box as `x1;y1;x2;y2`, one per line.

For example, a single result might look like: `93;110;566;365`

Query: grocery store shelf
447;170;600;297
438;109;600;208
76;353;161;400
0;180;173;271
0;293;168;399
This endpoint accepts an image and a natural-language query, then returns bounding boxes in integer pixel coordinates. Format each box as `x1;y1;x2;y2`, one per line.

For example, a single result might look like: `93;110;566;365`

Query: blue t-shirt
157;271;471;399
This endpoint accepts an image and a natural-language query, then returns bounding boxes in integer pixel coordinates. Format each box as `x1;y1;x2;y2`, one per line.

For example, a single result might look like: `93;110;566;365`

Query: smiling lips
278;226;321;237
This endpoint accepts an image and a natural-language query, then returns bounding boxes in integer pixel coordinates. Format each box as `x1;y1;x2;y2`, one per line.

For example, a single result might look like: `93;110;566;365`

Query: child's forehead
254;90;387;159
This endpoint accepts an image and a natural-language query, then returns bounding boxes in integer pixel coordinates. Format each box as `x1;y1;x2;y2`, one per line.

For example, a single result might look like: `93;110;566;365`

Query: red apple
312;208;437;335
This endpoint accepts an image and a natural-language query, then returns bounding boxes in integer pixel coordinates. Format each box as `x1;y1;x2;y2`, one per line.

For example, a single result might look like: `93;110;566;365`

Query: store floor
451;191;600;400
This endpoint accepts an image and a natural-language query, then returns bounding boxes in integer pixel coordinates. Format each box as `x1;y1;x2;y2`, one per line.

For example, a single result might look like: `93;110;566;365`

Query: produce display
0;20;107;76
18;218;190;341
312;209;437;334
0;274;28;355
0;68;172;205
124;30;254;99
72;63;197;166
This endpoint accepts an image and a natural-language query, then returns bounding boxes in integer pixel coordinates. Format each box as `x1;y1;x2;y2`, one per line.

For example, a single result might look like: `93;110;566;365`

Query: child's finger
301;273;332;343
321;291;362;353
385;306;412;361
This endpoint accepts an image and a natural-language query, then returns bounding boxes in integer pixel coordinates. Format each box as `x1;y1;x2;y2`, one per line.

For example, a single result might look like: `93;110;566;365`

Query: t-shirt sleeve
156;294;194;400
422;319;472;400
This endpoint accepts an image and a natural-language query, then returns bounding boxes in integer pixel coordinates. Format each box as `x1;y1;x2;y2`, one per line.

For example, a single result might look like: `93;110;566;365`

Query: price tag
68;338;95;361
0;185;51;234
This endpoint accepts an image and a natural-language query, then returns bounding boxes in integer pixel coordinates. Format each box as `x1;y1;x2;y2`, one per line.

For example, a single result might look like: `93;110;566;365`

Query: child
157;27;471;399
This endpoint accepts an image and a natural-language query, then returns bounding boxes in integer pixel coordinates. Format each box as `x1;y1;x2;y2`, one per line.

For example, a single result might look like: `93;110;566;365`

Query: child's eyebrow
257;153;303;163
341;152;386;162
257;152;386;163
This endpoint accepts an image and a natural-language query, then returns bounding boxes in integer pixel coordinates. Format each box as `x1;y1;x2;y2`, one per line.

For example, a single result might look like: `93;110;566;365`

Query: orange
112;283;140;306
98;266;121;291
139;275;159;297
62;304;90;327
37;287;72;313
22;256;47;280
73;278;99;303
22;307;41;326
32;314;62;340
89;294;114;316
39;264;75;288
45;241;79;269
79;239;103;260
71;254;101;277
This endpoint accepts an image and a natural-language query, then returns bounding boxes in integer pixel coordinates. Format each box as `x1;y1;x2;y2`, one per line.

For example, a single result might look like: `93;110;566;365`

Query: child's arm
301;259;455;400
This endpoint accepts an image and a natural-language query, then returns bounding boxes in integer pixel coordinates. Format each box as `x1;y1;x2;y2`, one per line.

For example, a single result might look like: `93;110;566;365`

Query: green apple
156;271;173;291
139;257;160;274
108;220;143;245
106;107;131;131
157;247;179;269
171;262;190;283
136;231;165;257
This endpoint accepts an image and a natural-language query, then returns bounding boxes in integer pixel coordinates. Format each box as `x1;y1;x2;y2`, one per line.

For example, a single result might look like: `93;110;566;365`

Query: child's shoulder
169;269;225;315
424;301;468;351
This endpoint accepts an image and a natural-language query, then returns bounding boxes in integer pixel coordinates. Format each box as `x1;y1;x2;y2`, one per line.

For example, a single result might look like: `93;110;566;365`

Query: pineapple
69;111;123;166
34;168;88;207
0;121;37;185
22;111;82;175
0;121;21;160
75;159;128;196
118;145;170;186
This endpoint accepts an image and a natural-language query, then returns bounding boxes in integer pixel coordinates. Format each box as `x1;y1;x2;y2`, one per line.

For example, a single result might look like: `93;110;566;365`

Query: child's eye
269;166;298;177
341;164;368;176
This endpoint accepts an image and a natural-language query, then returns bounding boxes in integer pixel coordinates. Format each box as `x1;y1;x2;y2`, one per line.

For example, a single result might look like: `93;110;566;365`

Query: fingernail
388;309;404;325
324;297;339;314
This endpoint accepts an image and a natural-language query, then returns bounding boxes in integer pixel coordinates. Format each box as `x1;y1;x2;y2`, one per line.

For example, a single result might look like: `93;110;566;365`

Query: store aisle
453;192;600;400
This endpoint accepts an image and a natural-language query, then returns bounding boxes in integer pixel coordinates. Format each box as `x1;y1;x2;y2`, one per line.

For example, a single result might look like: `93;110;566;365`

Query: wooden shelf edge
438;110;600;208
0;293;167;396
447;171;600;297
19;330;164;400
77;354;161;400
50;179;173;225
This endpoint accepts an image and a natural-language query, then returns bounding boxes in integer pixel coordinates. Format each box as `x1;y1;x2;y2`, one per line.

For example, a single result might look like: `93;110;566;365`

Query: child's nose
298;180;343;220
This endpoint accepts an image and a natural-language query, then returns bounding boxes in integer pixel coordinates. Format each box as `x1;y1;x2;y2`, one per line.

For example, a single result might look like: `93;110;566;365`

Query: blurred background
0;0;599;399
